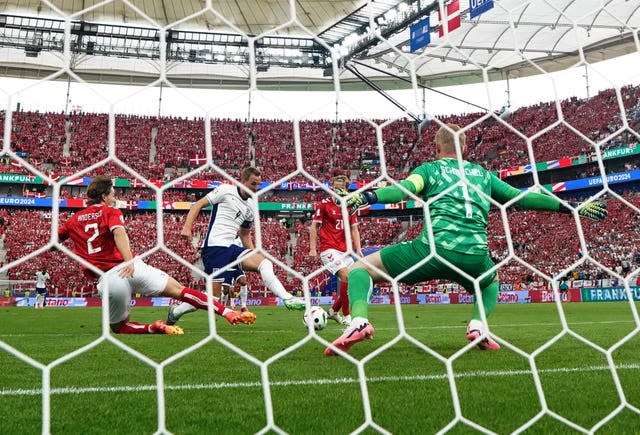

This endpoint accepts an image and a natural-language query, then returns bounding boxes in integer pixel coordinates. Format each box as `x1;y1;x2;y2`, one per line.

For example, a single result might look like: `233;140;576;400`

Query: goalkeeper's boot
166;305;178;326
327;309;344;324
466;329;500;351
150;320;184;335
341;314;352;326
284;297;305;311
324;318;375;356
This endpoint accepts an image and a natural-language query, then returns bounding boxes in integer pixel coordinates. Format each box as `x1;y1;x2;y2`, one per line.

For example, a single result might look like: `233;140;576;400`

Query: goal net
0;0;639;434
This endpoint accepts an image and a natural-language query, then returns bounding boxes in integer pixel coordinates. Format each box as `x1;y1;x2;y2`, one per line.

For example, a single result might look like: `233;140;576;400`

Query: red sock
117;322;151;334
180;288;226;315
340;281;350;316
331;292;341;313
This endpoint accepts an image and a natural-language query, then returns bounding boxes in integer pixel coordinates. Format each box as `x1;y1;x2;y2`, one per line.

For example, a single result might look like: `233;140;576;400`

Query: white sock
258;260;292;301
467;319;484;333
351;316;368;326
220;292;228;306
240;285;248;307
173;301;197;320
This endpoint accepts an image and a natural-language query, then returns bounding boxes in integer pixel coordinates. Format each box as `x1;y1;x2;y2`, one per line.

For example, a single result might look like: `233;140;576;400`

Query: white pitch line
1;363;638;398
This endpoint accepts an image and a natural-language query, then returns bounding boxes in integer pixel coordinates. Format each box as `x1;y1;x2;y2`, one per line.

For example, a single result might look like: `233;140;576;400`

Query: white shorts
97;258;169;324
320;249;354;275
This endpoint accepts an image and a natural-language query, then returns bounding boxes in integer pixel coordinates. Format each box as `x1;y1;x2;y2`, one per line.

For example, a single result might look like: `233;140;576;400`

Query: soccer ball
303;306;328;331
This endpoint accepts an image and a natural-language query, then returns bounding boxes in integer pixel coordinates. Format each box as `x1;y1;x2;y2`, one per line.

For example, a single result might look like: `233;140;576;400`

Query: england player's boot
284;297;305;311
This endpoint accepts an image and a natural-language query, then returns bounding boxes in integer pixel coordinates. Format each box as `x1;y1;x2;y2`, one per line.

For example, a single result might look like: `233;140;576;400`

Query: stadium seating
1;84;640;295
1;84;638;181
1;194;638;295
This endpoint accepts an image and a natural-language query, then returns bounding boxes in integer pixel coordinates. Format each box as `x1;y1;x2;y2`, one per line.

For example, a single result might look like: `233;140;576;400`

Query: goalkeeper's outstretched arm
489;174;607;221
346;174;424;212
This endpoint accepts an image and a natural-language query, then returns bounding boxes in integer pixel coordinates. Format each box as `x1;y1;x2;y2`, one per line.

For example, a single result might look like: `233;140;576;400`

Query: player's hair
435;123;466;153
332;174;349;183
86;175;113;205
241;166;261;180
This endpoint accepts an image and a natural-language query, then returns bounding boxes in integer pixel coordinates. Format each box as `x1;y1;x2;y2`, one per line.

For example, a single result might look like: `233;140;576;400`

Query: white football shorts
97;258;169;323
320;248;354;275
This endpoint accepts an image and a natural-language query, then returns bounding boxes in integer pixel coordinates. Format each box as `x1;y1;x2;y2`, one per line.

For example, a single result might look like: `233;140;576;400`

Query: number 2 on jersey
85;223;102;254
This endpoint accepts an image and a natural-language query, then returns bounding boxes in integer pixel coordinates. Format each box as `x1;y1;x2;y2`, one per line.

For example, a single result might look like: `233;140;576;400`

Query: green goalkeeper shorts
379;238;496;292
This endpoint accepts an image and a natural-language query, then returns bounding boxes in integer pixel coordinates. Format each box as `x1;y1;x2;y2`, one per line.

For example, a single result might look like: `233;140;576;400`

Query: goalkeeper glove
346;190;378;215
333;188;349;204
564;201;608;221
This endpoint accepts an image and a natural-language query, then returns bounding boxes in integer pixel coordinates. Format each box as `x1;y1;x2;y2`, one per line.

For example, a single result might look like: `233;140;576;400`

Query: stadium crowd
1;84;638;183
0;84;639;296
4;194;637;297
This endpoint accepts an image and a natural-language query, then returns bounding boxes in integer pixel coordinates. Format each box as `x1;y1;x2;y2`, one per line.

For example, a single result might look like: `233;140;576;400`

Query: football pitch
1;302;639;434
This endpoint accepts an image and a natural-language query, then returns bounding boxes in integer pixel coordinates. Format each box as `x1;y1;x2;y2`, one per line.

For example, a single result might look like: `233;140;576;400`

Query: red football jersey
59;204;126;273
313;198;357;252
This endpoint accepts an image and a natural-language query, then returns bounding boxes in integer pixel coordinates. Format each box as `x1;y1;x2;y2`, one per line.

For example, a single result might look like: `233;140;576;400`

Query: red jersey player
58;176;255;334
309;175;363;325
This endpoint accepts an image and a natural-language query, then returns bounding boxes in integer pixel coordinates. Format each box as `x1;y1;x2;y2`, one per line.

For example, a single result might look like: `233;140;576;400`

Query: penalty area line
1;363;638;397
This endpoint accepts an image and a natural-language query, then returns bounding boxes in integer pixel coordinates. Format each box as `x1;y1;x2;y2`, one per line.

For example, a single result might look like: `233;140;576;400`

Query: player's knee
161;277;184;299
257;258;272;272
243;251;266;271
110;323;124;334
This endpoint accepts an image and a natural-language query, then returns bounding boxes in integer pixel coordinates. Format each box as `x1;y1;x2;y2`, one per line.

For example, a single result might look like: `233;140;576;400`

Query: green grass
0;302;639;434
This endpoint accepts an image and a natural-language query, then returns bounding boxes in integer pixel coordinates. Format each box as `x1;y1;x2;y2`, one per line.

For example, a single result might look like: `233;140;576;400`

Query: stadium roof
0;0;638;90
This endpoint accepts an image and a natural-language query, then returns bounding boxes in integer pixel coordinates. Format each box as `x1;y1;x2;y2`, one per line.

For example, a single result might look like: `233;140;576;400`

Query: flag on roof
438;0;461;37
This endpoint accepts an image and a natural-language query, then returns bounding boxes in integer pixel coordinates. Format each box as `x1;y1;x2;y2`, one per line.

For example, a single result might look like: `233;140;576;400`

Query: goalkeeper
325;123;607;356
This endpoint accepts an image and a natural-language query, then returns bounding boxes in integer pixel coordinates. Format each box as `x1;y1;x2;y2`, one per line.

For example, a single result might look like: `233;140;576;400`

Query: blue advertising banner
410;17;431;52
470;0;494;19
563;170;638;190
417;293;450;304
0;196;47;206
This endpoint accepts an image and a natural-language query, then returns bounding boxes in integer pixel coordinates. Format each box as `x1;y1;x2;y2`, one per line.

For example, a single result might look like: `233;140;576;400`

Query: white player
167;166;304;326
220;237;251;312
34;268;50;309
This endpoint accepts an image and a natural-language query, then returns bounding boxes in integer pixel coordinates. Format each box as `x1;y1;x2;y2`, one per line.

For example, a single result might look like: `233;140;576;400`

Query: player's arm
350;222;363;257
181;196;210;239
309;221;319;257
489;174;607;220
113;227;135;278
238;226;254;250
347;173;424;213
58;223;69;243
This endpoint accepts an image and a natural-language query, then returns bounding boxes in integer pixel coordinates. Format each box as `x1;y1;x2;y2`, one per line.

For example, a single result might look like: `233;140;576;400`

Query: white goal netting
1;0;639;434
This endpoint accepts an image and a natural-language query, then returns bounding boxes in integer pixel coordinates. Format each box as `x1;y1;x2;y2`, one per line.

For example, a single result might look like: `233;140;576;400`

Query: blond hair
435;123;466;154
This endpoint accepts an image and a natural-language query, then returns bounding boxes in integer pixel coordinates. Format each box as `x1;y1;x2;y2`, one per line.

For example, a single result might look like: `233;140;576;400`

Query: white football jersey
35;271;50;288
203;184;255;248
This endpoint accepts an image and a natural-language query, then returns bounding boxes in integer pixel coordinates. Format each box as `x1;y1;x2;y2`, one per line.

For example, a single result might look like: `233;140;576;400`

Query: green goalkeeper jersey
411;158;492;255
375;157;563;255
